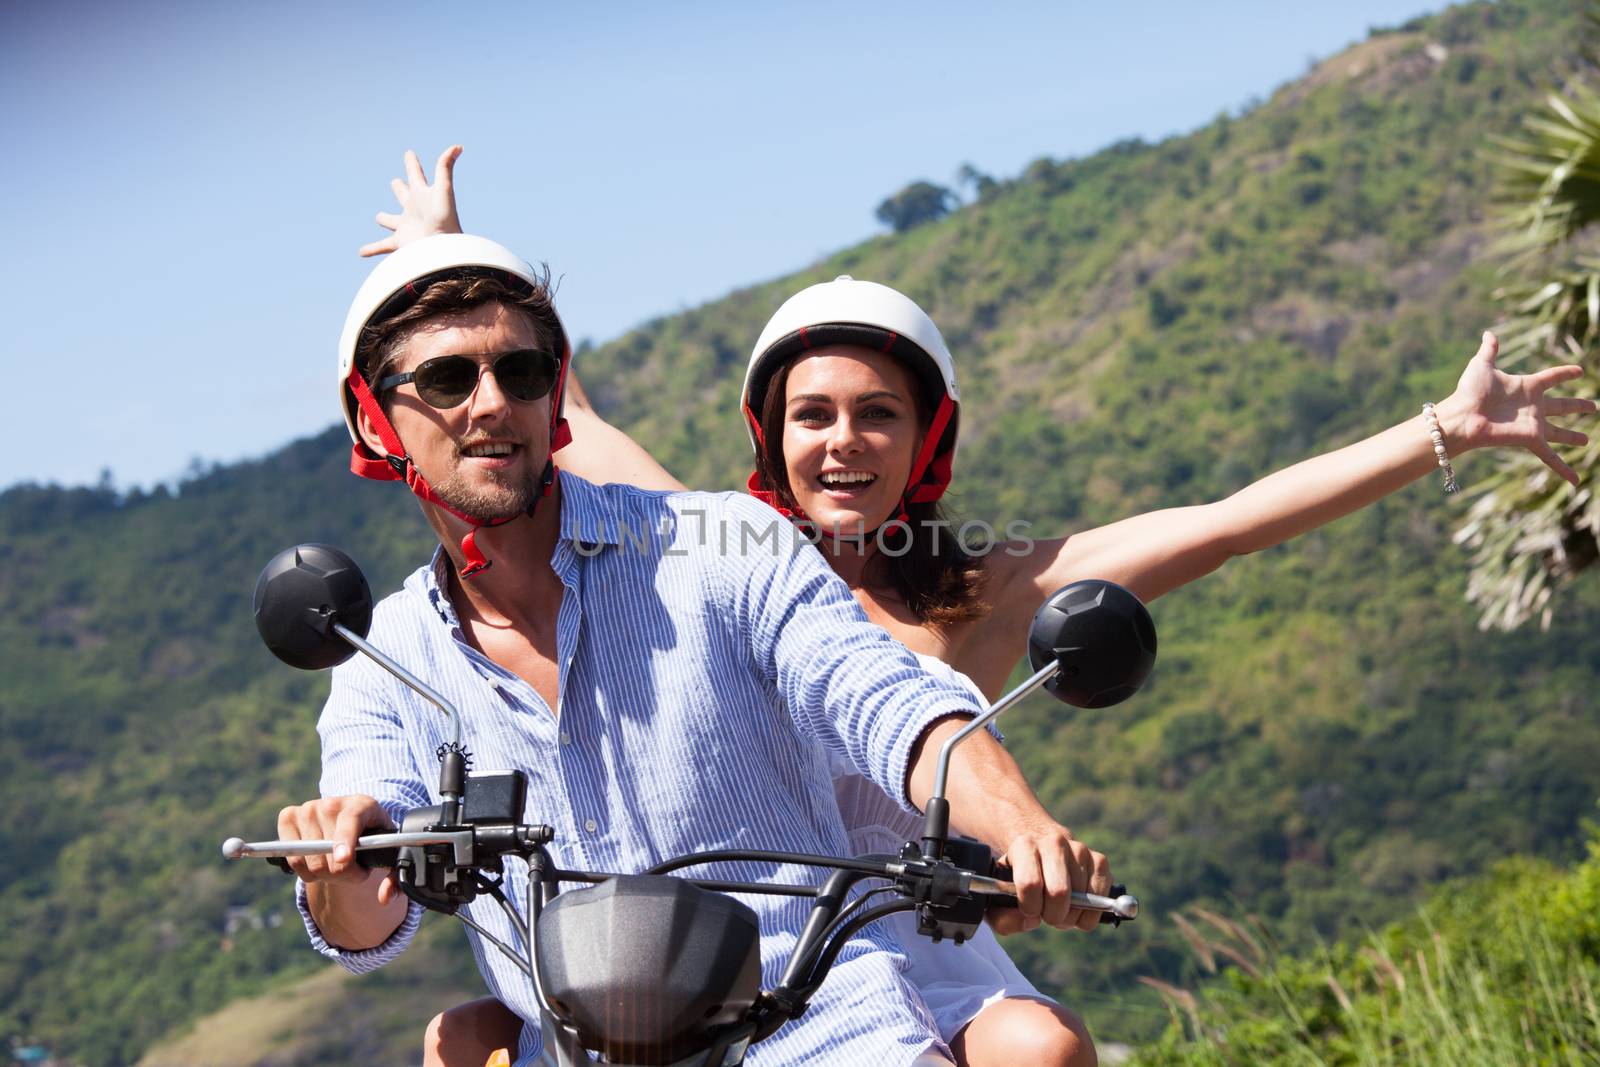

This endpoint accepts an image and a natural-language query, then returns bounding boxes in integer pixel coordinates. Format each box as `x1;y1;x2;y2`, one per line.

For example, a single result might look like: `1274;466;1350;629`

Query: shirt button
560;731;572;746
584;818;598;833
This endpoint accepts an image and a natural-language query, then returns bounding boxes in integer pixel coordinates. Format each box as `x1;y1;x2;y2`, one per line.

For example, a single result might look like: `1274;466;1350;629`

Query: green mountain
4;1;1598;1063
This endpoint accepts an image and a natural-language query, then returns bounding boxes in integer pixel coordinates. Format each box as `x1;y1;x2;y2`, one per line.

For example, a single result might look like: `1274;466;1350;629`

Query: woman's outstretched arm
989;332;1593;612
361;146;685;492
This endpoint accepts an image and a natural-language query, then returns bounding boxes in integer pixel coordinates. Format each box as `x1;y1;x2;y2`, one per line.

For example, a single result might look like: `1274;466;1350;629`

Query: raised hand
1446;332;1595;486
359;145;466;258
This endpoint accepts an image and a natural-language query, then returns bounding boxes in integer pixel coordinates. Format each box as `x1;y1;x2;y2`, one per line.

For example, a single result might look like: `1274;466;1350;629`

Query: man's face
359;301;554;523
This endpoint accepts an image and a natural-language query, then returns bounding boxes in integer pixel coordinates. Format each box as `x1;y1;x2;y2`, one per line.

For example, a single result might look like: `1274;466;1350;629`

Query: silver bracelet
1421;402;1459;494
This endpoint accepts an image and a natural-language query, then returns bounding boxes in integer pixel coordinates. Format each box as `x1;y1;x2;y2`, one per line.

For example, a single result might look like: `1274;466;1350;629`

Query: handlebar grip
357;847;401;870
263;850;399;875
988;859;1014;904
983;860;1015;920
986;862;1129;925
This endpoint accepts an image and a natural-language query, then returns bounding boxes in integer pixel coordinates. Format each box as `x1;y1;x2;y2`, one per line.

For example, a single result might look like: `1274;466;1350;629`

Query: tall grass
1130;857;1600;1066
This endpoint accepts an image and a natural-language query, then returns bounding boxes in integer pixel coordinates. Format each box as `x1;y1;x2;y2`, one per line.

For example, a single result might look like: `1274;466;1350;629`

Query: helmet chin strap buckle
386;453;409;478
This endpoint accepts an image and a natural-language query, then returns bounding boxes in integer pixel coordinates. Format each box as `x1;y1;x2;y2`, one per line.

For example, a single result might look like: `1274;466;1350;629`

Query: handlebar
222;776;1141;1062
221;828;1139;920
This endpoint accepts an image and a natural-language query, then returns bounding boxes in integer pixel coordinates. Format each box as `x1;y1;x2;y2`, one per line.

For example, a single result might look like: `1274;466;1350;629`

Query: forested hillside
4;1;1598;1063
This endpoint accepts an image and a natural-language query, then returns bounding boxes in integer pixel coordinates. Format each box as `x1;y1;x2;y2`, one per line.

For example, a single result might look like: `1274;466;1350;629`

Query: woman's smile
817;467;879;498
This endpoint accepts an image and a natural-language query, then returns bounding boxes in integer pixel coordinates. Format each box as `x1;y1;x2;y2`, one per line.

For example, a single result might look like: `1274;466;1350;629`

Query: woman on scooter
367;147;1594;1067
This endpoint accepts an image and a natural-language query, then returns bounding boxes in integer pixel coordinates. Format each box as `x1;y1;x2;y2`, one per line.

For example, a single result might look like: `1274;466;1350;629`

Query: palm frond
1489;259;1600;368
1489;84;1600;267
1456;377;1600;631
1465;59;1600;630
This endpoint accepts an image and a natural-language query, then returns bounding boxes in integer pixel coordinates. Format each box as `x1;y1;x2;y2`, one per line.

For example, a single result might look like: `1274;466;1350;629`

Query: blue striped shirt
297;473;986;1065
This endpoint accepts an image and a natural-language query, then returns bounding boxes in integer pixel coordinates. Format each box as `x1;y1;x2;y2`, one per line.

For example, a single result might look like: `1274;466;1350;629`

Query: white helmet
740;276;960;512
336;233;573;578
337;233;568;446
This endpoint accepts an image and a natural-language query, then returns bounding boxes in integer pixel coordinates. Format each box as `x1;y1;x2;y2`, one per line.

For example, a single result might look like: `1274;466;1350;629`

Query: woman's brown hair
753;355;989;626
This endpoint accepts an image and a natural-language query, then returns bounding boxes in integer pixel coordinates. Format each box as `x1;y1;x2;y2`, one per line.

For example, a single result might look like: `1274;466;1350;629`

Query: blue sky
1;0;1442;490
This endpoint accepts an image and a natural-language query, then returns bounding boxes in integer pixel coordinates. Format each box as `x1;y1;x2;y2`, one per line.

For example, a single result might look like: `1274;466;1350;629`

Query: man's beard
430;463;540;523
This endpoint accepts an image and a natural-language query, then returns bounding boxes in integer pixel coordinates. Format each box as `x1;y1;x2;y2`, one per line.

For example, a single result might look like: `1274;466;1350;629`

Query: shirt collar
411;548;458;628
554;470;627;550
406;471;626;625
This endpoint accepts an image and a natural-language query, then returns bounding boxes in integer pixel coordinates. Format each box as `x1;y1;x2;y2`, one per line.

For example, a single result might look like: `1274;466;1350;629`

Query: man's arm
557;372;686;492
717;495;1112;934
907;716;1109;934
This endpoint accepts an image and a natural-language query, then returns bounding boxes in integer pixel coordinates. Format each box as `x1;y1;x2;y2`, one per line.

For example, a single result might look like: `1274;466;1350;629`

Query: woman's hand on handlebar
359;145;465;258
276;794;401;903
992;823;1111;935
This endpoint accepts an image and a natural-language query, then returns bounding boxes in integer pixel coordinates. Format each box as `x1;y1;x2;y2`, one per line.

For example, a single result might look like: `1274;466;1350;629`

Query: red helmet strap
903;393;956;506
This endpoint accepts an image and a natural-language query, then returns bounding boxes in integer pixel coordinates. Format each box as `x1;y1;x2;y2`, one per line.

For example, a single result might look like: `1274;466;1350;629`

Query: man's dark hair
355;266;562;398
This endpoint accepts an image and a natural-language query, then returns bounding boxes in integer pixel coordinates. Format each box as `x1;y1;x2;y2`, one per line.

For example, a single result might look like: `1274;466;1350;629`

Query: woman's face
780;345;924;535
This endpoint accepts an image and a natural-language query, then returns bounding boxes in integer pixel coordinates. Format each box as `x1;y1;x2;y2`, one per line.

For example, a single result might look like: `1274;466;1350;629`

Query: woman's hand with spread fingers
359;145;465;257
1436;331;1594;485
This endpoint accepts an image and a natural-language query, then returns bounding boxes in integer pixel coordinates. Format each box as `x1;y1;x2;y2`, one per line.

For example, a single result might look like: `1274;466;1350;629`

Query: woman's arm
1001;332;1593;607
557;372;686;491
361;147;685;491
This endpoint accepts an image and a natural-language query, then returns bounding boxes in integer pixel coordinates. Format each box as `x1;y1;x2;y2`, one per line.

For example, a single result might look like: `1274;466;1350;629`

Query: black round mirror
1026;580;1157;708
253;544;373;670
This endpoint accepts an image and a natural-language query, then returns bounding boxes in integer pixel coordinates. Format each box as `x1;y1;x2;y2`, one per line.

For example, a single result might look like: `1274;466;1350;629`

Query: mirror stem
922;660;1059;857
333;622;466;822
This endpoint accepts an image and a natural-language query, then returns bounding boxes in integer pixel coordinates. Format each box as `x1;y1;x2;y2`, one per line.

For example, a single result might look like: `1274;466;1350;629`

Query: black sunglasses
377;349;560;409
